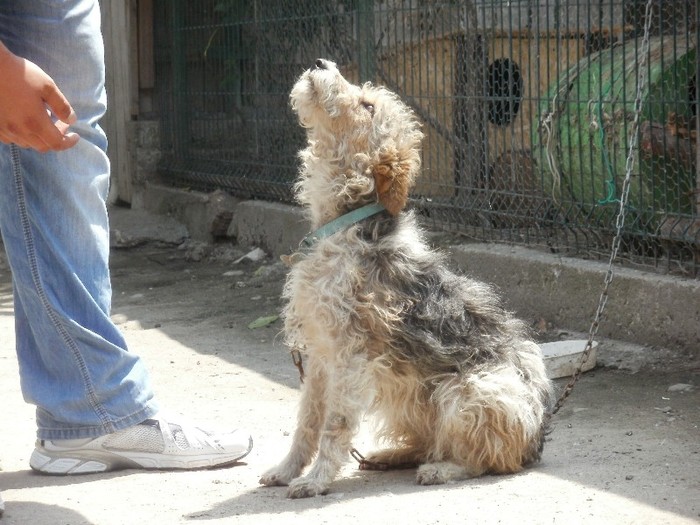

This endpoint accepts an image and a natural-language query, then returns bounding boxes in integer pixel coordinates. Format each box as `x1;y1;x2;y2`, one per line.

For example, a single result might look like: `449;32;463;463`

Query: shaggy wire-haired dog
259;59;553;499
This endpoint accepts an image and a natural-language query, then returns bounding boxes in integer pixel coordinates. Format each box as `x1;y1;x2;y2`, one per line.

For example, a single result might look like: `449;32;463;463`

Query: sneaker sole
30;436;253;475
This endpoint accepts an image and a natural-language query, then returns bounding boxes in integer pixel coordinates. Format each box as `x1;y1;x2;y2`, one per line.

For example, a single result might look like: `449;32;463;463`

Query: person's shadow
0;468;142;524
0;501;95;525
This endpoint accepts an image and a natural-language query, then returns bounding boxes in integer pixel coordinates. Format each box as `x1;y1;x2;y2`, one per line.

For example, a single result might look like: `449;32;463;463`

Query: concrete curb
231;200;309;258
131;184;700;354
451;244;700;352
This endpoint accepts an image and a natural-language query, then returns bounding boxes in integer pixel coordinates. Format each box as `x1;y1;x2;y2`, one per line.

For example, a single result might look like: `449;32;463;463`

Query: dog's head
290;59;423;217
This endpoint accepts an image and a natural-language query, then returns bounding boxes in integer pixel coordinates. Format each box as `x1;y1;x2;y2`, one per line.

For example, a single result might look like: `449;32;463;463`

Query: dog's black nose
314;59;329;70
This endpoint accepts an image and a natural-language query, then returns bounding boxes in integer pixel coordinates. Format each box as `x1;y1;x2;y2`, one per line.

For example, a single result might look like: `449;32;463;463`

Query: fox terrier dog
259;59;553;498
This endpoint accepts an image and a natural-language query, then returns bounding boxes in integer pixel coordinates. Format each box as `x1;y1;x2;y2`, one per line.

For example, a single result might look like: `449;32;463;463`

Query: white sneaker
29;413;253;475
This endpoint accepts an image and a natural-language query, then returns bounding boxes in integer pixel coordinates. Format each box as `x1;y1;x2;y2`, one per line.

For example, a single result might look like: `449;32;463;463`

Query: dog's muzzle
313;58;332;71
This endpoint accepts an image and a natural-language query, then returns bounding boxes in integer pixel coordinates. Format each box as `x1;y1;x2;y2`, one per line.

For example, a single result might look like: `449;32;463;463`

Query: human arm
0;41;79;152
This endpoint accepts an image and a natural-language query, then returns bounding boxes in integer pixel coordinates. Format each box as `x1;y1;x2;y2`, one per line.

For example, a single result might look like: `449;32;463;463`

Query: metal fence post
696;2;700;214
172;0;188;155
454;2;487;201
357;0;375;82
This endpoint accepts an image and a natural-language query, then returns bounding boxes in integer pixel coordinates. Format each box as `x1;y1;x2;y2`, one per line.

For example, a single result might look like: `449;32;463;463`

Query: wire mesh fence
154;0;699;277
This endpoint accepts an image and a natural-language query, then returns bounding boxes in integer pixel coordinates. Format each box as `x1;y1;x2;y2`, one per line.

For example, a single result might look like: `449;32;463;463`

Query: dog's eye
361;101;375;114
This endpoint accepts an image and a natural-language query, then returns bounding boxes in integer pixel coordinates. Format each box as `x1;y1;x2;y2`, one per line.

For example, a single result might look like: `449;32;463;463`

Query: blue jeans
0;0;158;439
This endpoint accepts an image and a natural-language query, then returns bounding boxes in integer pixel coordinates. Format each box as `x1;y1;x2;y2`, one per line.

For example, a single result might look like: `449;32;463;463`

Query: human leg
0;0;159;440
0;0;252;475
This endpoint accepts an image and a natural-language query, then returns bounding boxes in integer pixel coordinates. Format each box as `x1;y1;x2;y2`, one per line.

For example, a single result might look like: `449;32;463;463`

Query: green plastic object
534;36;696;221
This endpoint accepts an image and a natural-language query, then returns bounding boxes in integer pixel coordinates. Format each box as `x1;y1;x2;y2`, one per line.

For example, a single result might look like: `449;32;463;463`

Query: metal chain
549;0;655;417
291;348;305;383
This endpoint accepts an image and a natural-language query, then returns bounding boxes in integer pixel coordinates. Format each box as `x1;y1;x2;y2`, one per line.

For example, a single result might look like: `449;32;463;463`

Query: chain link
549;0;655;417
291;348;305;383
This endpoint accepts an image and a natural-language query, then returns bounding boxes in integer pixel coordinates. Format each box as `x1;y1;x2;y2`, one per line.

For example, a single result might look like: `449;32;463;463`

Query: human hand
0;43;79;152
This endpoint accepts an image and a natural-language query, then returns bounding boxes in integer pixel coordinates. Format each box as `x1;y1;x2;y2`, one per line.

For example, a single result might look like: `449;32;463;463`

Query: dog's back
285;208;552;476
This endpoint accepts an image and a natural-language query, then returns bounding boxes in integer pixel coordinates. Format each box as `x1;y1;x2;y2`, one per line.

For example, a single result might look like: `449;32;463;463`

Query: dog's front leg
259;355;327;487
286;357;369;498
286;410;355;498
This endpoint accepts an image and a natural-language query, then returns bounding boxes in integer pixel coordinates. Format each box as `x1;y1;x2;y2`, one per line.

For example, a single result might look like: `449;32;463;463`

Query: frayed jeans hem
36;402;161;441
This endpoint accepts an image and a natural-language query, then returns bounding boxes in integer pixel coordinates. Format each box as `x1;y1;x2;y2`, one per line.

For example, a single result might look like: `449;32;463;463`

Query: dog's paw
259;466;296;487
286;476;330;498
415;464;446;485
416;462;472;485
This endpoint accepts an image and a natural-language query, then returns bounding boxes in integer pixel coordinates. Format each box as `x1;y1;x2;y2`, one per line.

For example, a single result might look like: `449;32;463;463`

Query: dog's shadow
184;467;511;520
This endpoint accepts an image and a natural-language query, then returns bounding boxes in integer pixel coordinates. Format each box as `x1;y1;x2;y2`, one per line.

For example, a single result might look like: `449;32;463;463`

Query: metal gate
154;1;699;277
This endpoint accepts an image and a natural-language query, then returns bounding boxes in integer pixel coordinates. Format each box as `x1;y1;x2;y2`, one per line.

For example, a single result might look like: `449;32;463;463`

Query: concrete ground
0;207;698;524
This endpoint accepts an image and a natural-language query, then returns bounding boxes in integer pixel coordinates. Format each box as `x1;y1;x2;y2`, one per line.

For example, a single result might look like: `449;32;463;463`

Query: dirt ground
0;232;699;524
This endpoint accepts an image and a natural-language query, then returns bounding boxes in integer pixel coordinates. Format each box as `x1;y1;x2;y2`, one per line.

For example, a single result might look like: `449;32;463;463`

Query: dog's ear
371;147;417;216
